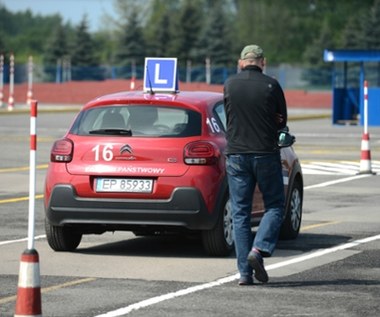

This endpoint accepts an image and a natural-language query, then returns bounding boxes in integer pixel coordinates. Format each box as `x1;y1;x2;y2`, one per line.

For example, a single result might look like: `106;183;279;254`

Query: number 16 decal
92;144;114;161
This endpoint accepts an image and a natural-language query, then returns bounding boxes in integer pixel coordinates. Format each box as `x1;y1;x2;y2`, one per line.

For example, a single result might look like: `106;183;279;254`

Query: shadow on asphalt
74;232;352;259
277;232;352;252
75;234;217;258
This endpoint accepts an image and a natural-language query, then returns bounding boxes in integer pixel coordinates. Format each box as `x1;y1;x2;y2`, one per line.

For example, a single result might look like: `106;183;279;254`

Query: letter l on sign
154;64;168;84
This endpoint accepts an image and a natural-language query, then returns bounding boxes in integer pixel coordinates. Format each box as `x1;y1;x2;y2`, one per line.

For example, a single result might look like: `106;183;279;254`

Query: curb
289;113;331;121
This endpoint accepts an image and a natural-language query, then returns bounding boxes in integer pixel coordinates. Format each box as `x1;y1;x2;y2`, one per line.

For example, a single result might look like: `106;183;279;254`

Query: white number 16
92;144;114;161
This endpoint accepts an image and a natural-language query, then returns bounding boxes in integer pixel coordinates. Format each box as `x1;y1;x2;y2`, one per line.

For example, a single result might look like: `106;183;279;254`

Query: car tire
280;178;303;240
45;218;82;251
202;196;234;256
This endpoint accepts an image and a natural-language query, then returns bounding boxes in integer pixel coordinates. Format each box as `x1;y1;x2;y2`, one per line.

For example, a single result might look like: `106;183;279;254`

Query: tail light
50;138;73;162
184;141;219;165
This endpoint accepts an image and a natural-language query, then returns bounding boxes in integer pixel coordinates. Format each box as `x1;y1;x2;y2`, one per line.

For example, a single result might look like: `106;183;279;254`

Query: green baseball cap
240;45;264;59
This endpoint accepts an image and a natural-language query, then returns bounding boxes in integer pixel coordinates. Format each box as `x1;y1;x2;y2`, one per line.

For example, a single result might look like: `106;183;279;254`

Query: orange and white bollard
27;56;33;106
8;53;15;111
359;132;373;174
14;249;42;317
130;75;136;90
358;81;375;175
15;100;42;316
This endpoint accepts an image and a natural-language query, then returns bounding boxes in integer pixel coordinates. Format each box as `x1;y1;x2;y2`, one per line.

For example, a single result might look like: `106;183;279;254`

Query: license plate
95;178;153;193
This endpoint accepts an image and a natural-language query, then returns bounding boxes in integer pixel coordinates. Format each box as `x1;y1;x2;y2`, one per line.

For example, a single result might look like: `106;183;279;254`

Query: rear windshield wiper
89;129;132;136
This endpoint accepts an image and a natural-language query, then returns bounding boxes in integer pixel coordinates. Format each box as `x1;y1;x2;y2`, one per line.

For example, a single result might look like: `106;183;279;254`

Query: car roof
83;90;223;111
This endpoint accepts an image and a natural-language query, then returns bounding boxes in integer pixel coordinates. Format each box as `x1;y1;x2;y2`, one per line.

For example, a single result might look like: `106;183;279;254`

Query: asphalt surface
1;105;379;317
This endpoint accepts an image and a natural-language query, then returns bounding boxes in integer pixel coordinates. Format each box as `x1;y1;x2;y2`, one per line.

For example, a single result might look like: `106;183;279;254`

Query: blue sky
0;0;116;31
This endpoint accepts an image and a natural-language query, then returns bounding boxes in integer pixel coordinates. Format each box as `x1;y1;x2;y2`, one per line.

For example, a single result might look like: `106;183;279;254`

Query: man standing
224;44;287;285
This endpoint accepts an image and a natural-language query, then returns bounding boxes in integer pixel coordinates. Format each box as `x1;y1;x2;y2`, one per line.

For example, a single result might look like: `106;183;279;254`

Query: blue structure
324;49;380;126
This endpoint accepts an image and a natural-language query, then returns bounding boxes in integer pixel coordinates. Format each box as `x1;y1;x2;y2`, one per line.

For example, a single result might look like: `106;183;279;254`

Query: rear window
70;105;202;137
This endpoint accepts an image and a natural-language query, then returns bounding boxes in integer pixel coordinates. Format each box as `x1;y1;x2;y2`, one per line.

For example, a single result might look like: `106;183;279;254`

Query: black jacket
223;65;287;154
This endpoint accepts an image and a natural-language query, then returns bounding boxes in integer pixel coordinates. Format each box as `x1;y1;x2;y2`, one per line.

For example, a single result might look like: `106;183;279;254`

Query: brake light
50;139;73;162
184;141;219;165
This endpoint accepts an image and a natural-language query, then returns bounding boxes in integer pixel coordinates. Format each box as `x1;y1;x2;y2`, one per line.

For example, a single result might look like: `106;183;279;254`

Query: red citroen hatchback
44;90;303;256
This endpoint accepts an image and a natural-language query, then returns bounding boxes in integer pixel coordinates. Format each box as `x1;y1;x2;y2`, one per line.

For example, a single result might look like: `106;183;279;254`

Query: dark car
44;90;303;256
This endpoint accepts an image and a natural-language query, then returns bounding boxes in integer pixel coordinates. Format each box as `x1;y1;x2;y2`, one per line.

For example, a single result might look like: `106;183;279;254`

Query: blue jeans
226;152;285;279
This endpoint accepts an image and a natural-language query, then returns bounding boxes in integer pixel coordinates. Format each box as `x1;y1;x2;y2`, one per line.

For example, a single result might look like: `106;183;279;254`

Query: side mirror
277;128;295;148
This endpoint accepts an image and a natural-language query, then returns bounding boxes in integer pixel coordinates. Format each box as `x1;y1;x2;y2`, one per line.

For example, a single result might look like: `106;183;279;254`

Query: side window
213;102;226;131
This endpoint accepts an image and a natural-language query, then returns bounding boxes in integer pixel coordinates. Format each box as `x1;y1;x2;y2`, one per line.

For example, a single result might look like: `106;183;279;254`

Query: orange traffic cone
358;133;376;174
14;249;42;317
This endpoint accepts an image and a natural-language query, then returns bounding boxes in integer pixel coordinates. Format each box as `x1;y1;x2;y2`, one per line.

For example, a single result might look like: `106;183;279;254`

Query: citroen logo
120;144;133;155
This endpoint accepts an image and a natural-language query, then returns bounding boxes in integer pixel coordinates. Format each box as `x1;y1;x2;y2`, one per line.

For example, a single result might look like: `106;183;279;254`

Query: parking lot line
304;174;371;190
93;233;380;317
0;234;46;246
0;164;48;173
0;194;43;204
300;221;341;232
0;277;96;305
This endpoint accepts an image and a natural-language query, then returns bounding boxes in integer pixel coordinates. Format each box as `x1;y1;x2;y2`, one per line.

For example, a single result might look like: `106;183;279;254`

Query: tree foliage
43;23;71;65
1;0;380;83
114;5;146;67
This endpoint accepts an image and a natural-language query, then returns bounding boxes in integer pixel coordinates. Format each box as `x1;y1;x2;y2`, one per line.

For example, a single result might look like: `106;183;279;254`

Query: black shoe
247;250;269;283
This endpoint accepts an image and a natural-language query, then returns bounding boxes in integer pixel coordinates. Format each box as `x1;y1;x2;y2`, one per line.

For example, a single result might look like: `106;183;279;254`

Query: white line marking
304;174;371;190
301;160;380;175
0;234;46;246
94;234;380;317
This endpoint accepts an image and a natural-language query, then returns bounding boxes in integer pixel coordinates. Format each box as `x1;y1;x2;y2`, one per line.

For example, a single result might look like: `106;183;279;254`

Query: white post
8;53;14;111
363;80;368;135
28;100;38;250
186;59;192;83
358;80;375;174
27;56;33;106
205;57;211;85
0;54;4;108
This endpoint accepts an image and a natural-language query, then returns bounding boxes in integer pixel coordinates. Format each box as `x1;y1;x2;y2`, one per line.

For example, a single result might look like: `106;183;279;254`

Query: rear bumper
45;184;218;231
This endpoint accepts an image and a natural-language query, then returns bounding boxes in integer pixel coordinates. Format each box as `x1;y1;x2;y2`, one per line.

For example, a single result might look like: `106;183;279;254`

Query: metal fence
1;61;336;89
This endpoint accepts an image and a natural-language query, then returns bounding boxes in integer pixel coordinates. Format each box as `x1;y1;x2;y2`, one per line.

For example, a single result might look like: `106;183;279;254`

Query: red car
44;90;303;256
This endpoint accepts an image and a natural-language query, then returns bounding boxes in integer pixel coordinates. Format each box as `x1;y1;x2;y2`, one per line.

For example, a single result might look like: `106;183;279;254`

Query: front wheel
202;197;234;256
45;218;82;251
280;179;303;240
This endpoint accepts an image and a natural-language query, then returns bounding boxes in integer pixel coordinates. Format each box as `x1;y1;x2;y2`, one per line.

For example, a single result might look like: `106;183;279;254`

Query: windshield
70;105;202;137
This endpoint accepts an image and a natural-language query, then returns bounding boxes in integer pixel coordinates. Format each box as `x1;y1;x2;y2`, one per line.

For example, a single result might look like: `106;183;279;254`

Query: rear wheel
45;218;82;251
280;179;303;240
202;197;234;256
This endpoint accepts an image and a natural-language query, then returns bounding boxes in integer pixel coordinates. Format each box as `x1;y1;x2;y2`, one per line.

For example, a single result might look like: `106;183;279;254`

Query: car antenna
146;65;155;95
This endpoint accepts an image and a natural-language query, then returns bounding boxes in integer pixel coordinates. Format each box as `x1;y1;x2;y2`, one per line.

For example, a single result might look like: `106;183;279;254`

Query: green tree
361;0;380;49
114;4;146;73
169;0;204;63
43;22;71;82
0;4;64;62
341;15;363;49
0;33;5;54
43;22;70;65
197;1;233;65
71;15;99;66
144;0;176;57
71;15;103;80
302;20;334;86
